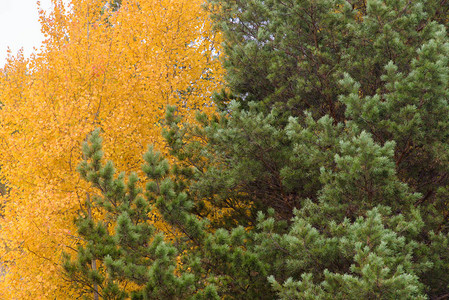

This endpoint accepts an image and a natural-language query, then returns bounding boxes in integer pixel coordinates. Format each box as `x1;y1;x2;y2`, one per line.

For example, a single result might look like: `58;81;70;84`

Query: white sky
0;0;54;66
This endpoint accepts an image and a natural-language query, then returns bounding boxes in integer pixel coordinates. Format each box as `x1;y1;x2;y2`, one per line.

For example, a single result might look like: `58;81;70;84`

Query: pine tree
165;0;449;297
63;130;216;299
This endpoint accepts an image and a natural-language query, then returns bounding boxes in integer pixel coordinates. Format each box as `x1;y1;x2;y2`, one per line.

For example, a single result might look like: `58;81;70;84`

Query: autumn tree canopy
0;0;222;297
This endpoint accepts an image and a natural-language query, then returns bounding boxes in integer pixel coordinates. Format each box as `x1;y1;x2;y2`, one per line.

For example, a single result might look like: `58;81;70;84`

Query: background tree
0;0;222;297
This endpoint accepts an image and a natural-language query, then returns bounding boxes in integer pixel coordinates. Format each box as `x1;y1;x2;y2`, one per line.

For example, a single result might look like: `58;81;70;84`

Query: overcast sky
0;0;54;66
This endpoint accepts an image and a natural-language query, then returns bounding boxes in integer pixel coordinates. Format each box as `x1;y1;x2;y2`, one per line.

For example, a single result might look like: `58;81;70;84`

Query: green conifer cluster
64;0;449;298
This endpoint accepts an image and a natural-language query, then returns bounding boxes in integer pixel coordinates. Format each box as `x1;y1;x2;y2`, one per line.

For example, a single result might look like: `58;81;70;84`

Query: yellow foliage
0;0;223;298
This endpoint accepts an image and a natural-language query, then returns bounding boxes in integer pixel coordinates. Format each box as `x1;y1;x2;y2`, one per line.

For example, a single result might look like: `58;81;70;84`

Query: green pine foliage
63;130;202;299
64;0;449;299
